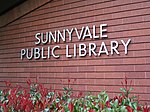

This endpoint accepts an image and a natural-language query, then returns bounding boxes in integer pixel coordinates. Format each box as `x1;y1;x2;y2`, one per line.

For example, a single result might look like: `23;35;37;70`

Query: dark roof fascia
0;0;26;16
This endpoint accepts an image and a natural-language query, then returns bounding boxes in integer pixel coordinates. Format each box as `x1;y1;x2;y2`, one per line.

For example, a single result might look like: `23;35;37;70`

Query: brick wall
0;0;150;103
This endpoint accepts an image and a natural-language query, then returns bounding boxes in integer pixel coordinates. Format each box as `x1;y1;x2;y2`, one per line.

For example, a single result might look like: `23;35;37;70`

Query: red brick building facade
0;0;149;103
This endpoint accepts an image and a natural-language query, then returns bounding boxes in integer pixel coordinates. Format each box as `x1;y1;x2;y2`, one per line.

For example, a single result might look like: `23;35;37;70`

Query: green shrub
0;77;149;112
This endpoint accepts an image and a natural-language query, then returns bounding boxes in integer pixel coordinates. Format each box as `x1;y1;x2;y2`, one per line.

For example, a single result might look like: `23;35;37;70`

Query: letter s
35;33;41;45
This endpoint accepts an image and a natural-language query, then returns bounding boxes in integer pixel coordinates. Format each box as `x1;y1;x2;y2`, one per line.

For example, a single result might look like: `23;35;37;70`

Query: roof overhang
0;0;26;16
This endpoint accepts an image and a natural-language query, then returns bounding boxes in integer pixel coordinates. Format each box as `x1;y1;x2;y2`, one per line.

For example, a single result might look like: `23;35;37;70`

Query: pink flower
89;109;95;112
68;103;74;112
126;106;133;112
26;78;31;86
5;81;11;87
106;101;111;108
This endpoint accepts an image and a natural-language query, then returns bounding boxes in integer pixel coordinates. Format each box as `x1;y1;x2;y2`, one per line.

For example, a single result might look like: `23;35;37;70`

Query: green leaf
100;91;106;95
120;88;126;93
56;98;60;103
132;102;137;110
44;108;49;112
129;87;134;92
121;99;126;105
104;94;109;102
0;90;3;96
63;87;68;91
114;99;119;108
120;106;127;112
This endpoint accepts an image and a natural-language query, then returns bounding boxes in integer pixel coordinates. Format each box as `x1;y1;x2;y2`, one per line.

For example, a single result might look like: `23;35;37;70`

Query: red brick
0;0;150;103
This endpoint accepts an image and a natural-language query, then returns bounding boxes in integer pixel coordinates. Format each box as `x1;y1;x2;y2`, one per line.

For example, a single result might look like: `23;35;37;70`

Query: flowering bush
0;77;149;112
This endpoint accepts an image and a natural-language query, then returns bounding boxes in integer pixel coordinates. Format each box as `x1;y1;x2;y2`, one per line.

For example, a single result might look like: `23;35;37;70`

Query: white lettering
89;43;97;56
35;33;41;45
66;45;72;58
93;25;99;39
75;27;84;40
57;30;66;42
34;47;41;59
21;49;26;59
49;31;57;43
100;24;108;38
41;47;46;59
83;26;92;39
111;41;119;55
98;42;109;56
26;48;33;60
66;28;74;41
52;46;60;58
79;43;87;57
121;39;131;54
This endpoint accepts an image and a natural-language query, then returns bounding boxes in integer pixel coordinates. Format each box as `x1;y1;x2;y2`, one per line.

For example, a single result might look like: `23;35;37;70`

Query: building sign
20;24;131;60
